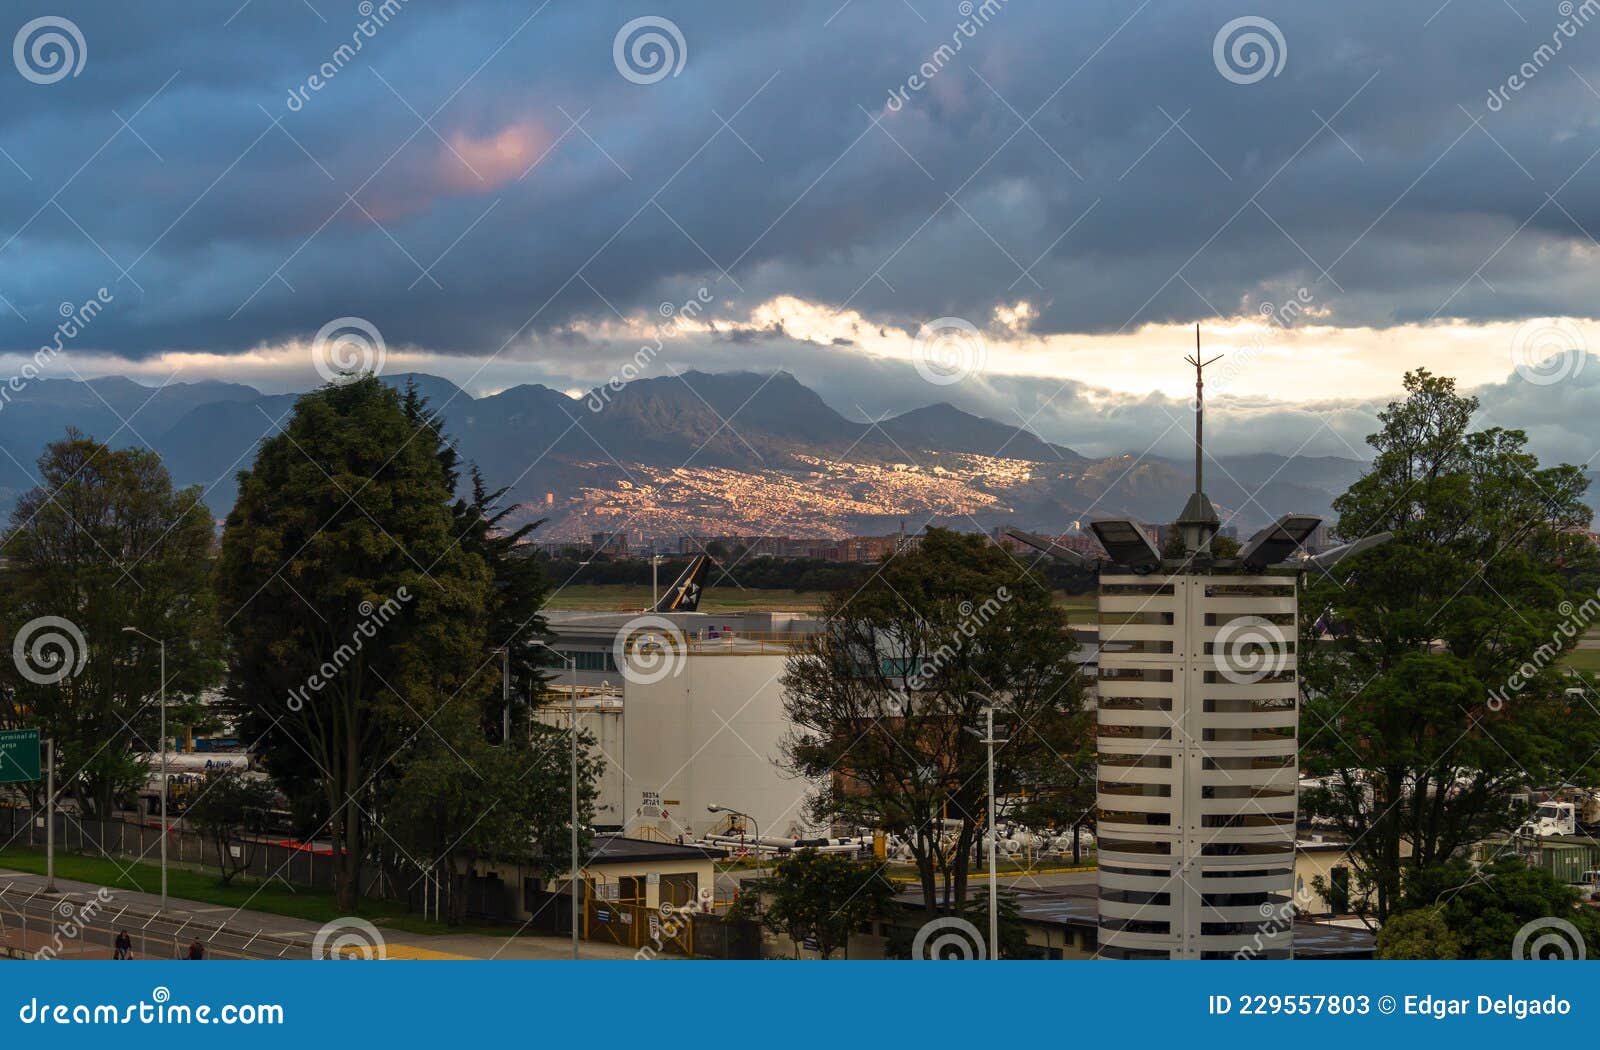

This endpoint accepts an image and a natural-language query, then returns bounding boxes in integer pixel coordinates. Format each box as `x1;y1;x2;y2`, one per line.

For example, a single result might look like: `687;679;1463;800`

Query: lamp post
965;696;1007;961
707;804;761;875
533;639;580;961
122;627;166;912
981;705;1000;961
494;646;511;744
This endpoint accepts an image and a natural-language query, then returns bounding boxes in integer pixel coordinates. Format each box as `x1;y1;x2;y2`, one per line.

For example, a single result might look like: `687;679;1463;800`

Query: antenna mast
1178;325;1224;556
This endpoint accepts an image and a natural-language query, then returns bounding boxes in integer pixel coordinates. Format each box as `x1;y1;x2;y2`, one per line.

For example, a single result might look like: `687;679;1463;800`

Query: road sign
0;729;41;783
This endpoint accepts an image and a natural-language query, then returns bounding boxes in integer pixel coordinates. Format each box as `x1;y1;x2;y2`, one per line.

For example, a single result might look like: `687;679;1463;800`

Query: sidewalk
0;868;638;960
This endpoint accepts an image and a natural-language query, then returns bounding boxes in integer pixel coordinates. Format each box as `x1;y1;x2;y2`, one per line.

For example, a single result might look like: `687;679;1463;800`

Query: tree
0;432;221;818
386;712;602;925
782;528;1088;915
217;377;497;910
883;887;1030;959
1378;857;1600;959
1299;370;1600;921
1374;907;1463;960
185;769;277;885
758;848;894;959
451;467;553;741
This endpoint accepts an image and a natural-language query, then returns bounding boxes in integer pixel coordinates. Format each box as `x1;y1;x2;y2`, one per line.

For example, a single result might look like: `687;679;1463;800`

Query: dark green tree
454;468;553;740
758;848;895;959
1299;370;1600;921
1373;907;1463;960
882;889;1030;959
399;384;553;739
782;528;1088;915
0;432;220;817
1378;857;1600;959
386;710;602;925
217;376;496;910
185;768;278;885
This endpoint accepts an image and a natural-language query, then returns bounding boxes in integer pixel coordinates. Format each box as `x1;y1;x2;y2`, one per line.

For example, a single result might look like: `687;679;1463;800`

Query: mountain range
0;370;1374;541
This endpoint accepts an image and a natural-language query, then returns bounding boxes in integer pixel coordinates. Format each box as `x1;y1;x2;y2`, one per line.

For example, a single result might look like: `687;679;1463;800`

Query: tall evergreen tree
217;377;495;909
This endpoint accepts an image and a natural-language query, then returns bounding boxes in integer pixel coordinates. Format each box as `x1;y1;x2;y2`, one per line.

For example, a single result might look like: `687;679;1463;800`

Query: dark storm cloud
0;0;1598;362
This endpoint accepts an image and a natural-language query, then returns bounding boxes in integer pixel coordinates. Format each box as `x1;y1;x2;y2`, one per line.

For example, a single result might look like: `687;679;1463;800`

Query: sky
2;0;1600;463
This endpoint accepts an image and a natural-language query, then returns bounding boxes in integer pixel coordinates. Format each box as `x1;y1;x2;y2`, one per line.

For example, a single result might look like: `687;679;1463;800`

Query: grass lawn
881;854;1097;880
544;583;1100;621
0;846;458;934
1563;648;1600;676
544;584;826;612
1056;591;1096;624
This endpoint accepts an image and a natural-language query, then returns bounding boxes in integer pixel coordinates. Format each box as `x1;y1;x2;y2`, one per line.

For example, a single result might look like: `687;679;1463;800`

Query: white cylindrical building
1093;348;1306;960
1095;569;1299;959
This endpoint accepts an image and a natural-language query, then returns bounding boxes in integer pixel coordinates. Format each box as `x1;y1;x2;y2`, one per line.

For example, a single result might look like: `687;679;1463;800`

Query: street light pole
123;627;167;912
985;705;997;961
44;738;54;893
500;646;511;744
707;804;761;876
966;698;1007;961
567;651;578;962
532;638;581;960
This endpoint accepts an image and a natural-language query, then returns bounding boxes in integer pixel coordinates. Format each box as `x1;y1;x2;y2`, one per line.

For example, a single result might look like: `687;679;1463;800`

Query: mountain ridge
0;369;1372;540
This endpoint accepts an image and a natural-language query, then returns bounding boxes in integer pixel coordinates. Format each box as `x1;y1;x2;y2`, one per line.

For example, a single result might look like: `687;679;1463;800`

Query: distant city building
592;530;629;556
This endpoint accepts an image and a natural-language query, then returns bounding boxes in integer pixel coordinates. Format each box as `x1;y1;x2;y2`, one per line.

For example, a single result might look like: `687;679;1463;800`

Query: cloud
15;294;1600;475
0;0;1598;470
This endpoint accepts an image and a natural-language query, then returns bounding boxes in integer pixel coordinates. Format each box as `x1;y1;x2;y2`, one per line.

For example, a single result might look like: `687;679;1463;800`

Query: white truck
1519;801;1578;838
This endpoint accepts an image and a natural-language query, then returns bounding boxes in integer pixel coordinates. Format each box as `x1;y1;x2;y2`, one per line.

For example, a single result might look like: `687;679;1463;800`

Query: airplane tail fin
654;554;710;612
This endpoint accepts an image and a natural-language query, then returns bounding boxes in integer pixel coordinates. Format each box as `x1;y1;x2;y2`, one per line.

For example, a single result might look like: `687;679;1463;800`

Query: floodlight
1001;527;1090;568
1304;531;1393;574
1089;517;1162;573
1239;513;1323;571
